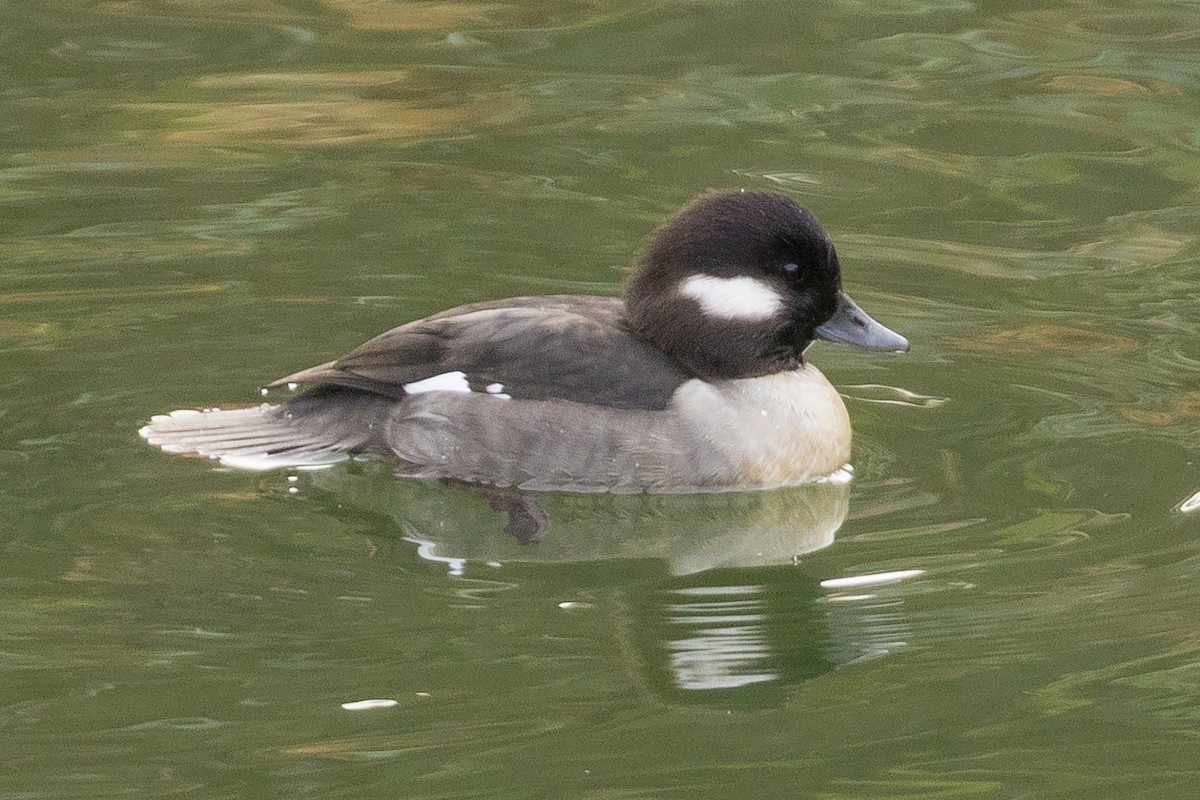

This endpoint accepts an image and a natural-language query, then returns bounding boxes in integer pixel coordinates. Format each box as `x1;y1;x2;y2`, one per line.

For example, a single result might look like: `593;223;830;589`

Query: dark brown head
624;190;907;379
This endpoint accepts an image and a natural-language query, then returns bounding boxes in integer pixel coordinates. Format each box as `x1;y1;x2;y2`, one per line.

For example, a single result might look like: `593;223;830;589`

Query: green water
4;0;1200;796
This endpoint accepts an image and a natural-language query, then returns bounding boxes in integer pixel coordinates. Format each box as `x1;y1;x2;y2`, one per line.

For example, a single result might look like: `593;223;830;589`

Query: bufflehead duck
140;190;908;492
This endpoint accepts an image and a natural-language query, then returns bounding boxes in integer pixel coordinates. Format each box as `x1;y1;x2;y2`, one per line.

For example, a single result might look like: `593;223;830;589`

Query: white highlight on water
404;536;466;577
820;569;925;589
814;464;854;485
340;699;398;711
839;384;949;408
1179;490;1200;514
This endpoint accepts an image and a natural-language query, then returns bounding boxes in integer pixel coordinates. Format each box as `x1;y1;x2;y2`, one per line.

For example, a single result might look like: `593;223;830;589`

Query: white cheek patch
403;371;470;394
678;274;784;321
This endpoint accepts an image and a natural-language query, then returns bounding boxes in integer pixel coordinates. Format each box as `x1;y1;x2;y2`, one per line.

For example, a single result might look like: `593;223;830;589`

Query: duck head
625;190;908;379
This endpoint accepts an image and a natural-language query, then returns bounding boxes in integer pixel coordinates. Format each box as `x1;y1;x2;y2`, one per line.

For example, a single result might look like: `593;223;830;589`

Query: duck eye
781;262;800;275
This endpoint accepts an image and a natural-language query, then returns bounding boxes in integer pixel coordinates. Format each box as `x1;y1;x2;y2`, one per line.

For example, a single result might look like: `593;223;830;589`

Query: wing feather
270;296;688;410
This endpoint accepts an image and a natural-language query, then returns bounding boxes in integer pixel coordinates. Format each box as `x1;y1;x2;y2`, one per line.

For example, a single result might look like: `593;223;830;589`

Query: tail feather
139;391;394;471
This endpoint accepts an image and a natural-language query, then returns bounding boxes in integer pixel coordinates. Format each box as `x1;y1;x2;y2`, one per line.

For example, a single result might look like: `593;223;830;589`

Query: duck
139;189;908;493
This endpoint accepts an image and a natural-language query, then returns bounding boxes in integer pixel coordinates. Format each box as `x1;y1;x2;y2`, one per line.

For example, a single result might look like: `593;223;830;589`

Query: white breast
671;366;852;486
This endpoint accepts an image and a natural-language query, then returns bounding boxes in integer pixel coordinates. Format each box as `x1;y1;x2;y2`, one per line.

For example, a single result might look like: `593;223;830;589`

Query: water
4;0;1200;796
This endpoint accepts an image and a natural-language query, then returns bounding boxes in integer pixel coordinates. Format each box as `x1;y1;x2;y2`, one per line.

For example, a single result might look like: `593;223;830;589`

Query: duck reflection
658;582;797;697
667;584;776;690
305;465;849;575
296;467;915;708
632;568;915;708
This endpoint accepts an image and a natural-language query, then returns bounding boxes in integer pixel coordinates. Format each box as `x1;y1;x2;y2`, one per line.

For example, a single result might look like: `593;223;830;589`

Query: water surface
4;0;1200;797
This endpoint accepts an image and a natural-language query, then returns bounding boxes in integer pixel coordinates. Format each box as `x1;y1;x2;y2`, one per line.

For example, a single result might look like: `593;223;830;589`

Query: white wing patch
678;274;784;321
402;372;511;399
403;371;470;394
485;382;512;400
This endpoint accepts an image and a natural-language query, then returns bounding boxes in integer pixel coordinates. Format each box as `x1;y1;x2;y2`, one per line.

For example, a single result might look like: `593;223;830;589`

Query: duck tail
138;388;393;471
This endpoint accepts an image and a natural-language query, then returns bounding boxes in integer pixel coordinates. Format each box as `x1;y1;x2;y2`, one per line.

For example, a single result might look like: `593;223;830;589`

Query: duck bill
815;290;909;352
